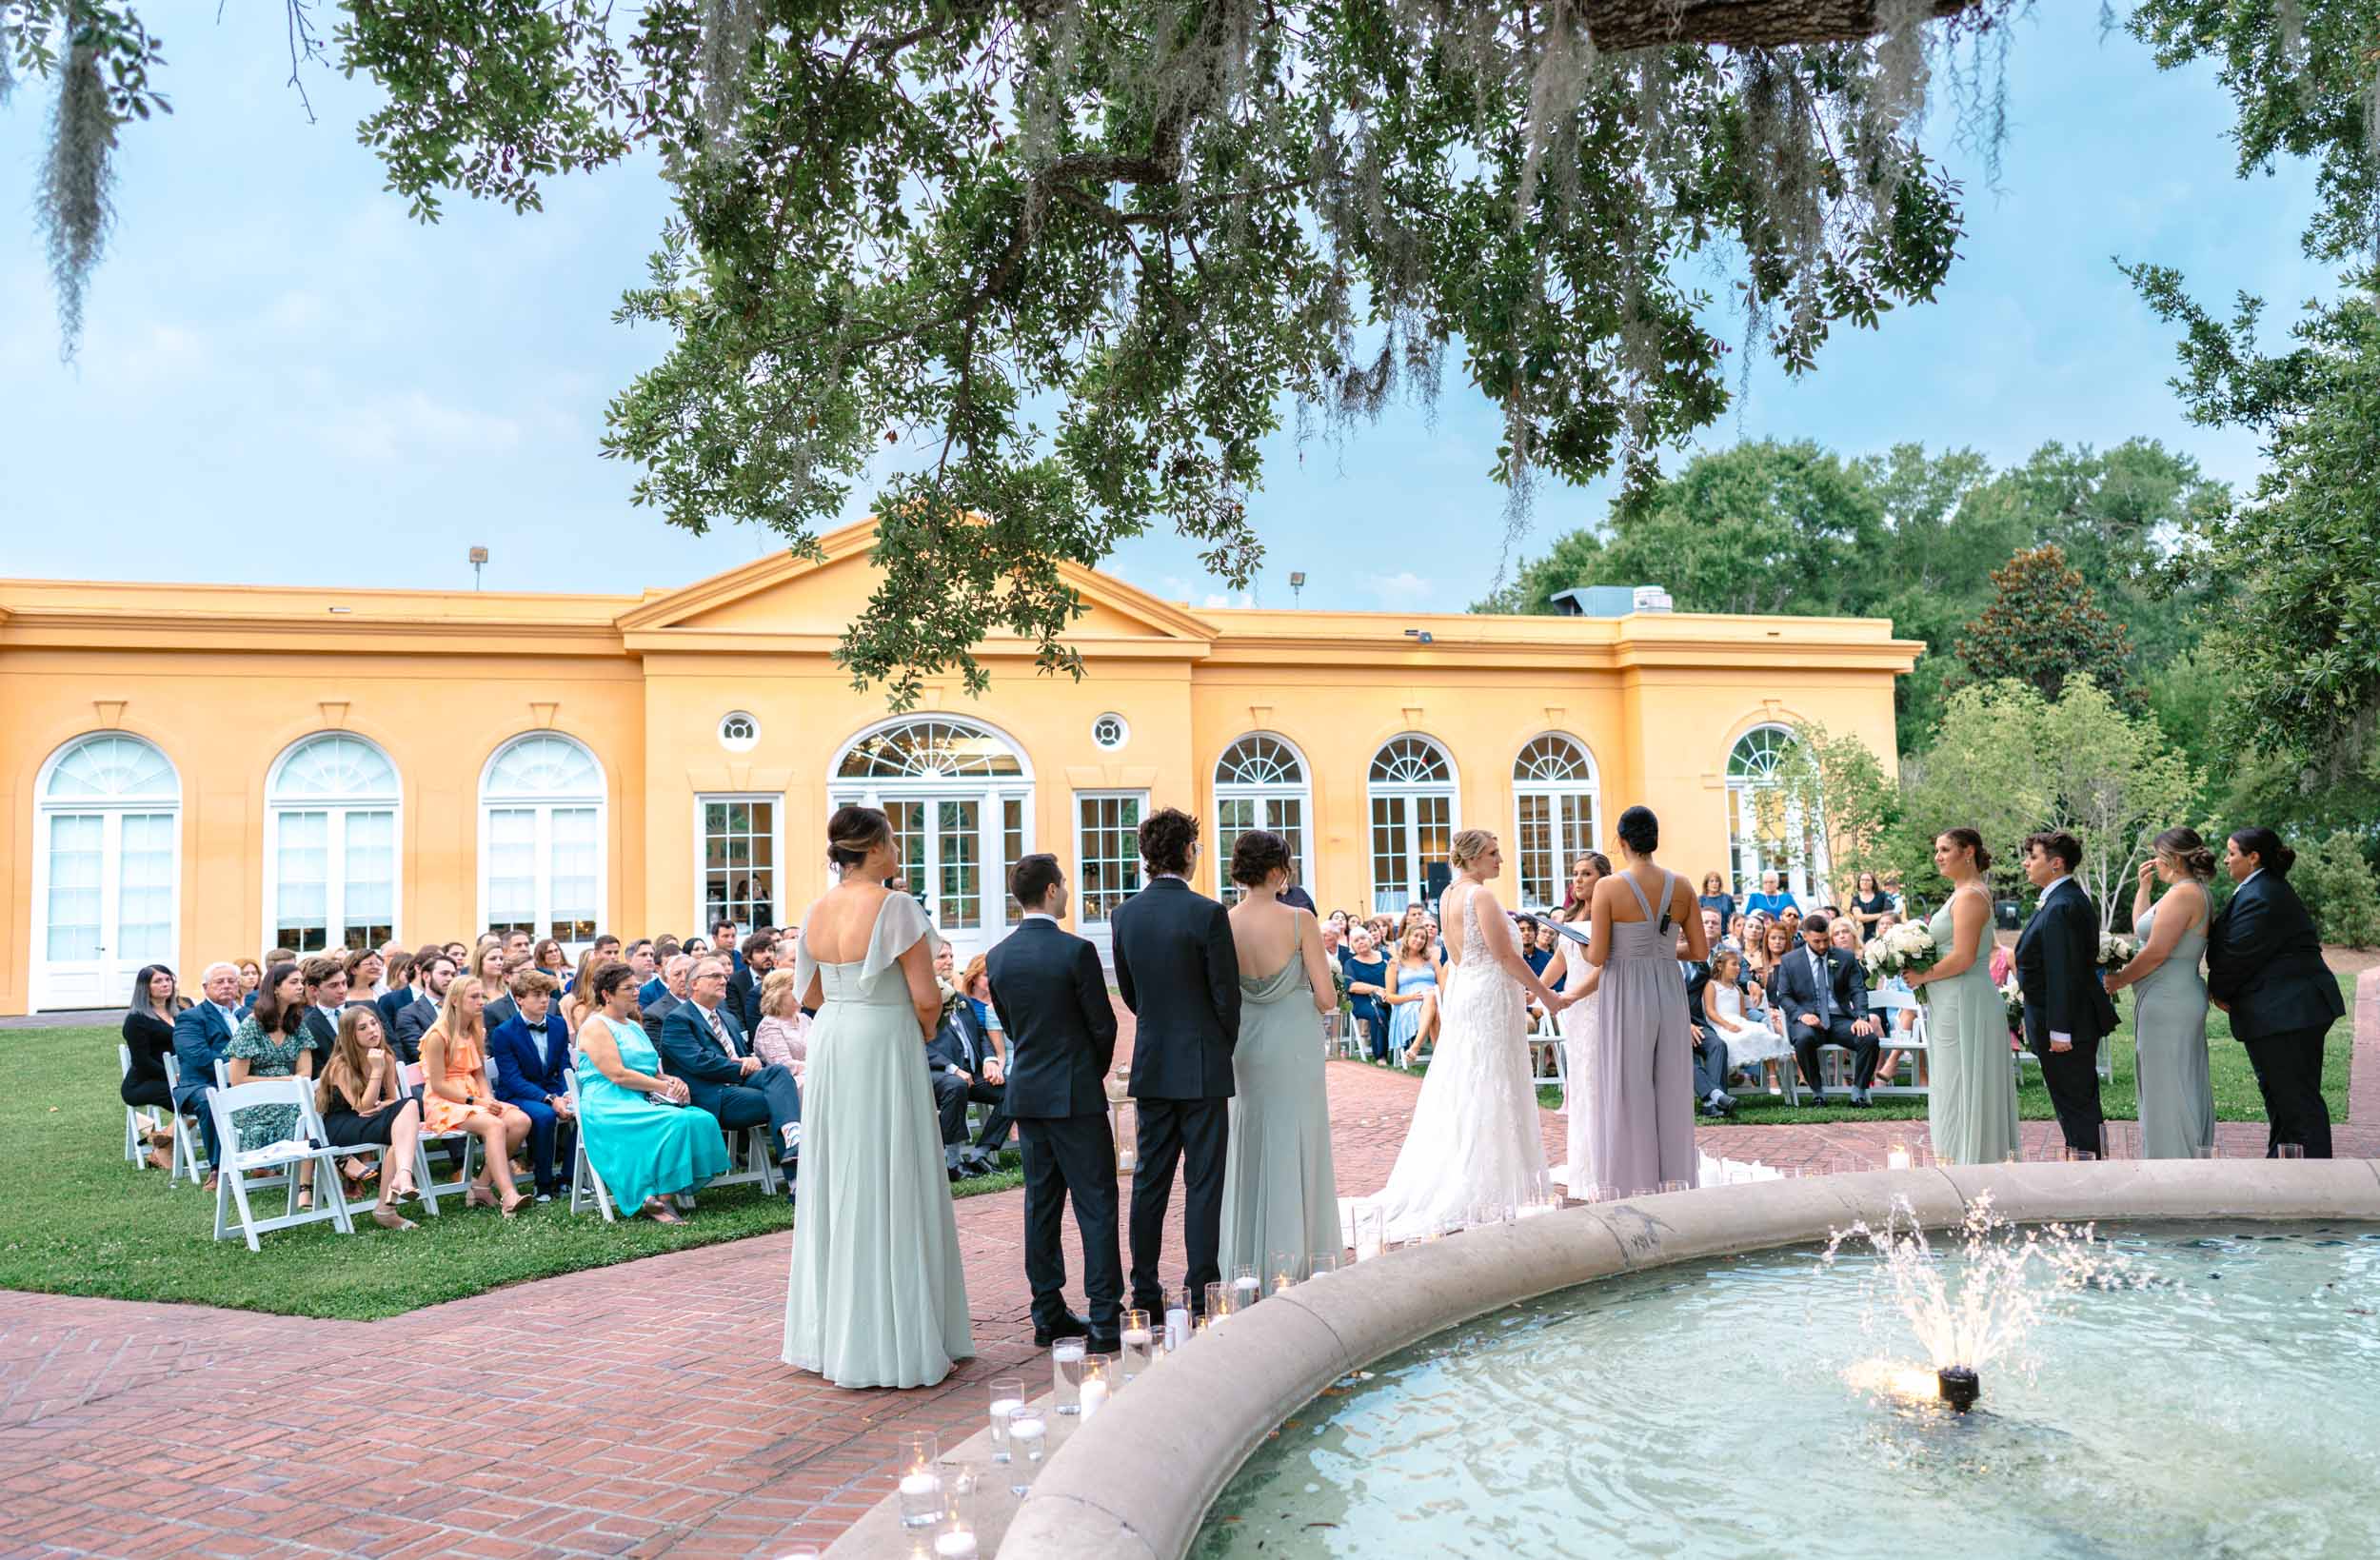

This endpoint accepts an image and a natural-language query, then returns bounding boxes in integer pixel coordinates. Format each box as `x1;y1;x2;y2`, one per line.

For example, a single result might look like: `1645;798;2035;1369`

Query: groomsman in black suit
2208;827;2347;1157
1770;912;1881;1105
985;854;1121;1349
2014;831;2119;1154
1110;807;1240;1320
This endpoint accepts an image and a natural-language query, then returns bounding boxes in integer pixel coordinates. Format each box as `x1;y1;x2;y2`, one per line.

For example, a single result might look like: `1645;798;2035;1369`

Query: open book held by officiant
1511;911;1592;947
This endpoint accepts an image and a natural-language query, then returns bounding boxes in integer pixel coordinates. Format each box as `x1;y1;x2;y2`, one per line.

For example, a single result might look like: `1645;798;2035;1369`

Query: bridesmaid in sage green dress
2105;829;2216;1158
1219;830;1340;1282
783;806;975;1390
1908;828;2018;1164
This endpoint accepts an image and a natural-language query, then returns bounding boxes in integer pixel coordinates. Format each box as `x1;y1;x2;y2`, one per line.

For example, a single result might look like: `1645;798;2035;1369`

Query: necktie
1812;951;1833;1023
710;1007;739;1058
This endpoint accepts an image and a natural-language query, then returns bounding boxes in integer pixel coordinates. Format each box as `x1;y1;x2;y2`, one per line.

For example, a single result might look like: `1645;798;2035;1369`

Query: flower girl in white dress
1702;948;1792;1092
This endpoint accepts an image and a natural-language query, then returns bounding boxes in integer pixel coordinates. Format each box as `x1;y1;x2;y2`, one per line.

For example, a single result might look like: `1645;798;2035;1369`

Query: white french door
1215;793;1309;907
33;808;179;1010
834;786;1029;967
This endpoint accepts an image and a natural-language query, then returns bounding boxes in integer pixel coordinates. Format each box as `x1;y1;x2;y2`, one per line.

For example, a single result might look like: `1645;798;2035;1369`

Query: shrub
2292;831;2380;949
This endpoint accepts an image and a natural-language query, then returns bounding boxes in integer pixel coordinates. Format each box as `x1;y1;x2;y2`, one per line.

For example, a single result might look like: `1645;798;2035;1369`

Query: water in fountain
1825;1192;2148;1411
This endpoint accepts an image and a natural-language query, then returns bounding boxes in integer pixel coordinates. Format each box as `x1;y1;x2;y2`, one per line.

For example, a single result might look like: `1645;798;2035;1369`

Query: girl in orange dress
419;976;533;1214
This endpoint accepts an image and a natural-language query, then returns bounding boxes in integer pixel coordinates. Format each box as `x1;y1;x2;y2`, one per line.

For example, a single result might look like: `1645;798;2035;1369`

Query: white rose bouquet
2095;932;2137;975
1999;974;2025;1035
1859;920;1940;1001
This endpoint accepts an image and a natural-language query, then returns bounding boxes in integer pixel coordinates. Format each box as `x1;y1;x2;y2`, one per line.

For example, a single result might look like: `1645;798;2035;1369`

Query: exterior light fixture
1403;627;1435;645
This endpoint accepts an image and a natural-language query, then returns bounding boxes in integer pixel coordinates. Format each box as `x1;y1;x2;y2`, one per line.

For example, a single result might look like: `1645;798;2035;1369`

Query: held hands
982;1059;1003;1086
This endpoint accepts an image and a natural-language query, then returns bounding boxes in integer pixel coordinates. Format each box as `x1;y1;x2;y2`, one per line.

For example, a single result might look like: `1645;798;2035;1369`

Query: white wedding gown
1344;884;1550;1243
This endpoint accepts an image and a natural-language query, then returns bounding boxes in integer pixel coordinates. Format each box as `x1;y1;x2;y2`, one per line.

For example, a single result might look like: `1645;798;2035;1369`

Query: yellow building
0;519;1919;1014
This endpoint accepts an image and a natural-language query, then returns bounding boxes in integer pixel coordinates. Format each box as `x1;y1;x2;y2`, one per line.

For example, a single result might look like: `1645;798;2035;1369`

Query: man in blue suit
660;954;802;1203
171;960;246;1179
486;969;577;1199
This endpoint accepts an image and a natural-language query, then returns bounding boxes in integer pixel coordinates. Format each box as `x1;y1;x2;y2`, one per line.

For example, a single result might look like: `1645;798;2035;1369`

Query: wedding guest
1219;830;1338;1293
576;959;727;1226
1587;807;1705;1192
120;963;182;1170
2104;828;2216;1158
1904;828;2016;1164
643;953;693;1032
1747;871;1797;918
234;958;263;1015
752;968;810;1076
1383;923;1444;1067
986;853;1121;1352
376;950;417;1034
1843;873;1886;938
1700;907;1728;956
392;950;455;1066
1771;913;1880;1107
441;940;468;968
783;805;974;1387
419;977;533;1215
488;969;577;1200
532;938;570;980
1748;921;1794;1034
728;930;777;1033
1869;908;1917;1084
624;939;657;994
712;918;745;976
501;930;531;962
926;957;1009;1179
1112;806;1240;1323
1698;871;1736;928
560;949;605;1036
471;946;520;1034
314;1007;425;1229
1703;949;1791;1095
1778;905;1803;945
2208;826;2346;1157
1341;927;1391;1062
2013;831;2117;1155
1727;910;1751;954
228;962;316;1204
298;956;351;1065
661;955;803;1194
173;961;246;1179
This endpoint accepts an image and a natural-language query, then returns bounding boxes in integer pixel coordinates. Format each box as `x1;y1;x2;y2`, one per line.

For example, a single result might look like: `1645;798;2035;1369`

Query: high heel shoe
371;1207;418;1231
499;1191;532;1218
465;1183;497;1210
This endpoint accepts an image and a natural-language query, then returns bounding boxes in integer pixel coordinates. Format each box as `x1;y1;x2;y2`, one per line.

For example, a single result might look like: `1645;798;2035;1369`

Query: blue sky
0;8;2337;613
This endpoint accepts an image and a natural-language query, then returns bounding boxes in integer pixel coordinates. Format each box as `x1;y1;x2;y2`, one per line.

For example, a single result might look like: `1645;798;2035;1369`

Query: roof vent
1549;584;1673;617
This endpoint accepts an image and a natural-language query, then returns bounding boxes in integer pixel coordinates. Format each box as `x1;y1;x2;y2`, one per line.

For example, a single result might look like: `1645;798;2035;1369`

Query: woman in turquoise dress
2105;828;2216;1157
1219;830;1340;1283
1906;828;2018;1164
1383;925;1444;1067
783;805;974;1390
575;960;729;1223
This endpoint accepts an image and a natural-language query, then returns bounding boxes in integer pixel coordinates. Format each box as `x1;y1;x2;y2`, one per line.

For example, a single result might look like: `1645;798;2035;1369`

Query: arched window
1726;723;1826;905
1367;734;1458;915
32;733;180;1011
481;734;606;952
828;717;1034;958
1512;734;1599;909
1213;734;1313;905
267;734;401;955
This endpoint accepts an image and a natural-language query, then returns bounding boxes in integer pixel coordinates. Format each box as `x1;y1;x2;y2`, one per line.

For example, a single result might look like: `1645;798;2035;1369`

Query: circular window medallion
719;712;759;752
1092;713;1129;751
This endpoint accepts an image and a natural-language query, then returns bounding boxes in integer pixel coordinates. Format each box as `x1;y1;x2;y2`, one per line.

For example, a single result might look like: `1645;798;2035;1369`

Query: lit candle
1887;1145;1912;1171
1273;1272;1296;1293
934;1531;979;1559
1009;1416;1045;1449
1079;1378;1109;1420
899;1471;941;1500
1121;1326;1153;1351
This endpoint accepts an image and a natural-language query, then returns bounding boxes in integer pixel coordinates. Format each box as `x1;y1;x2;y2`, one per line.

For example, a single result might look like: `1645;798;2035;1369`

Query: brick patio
4;970;2372;1558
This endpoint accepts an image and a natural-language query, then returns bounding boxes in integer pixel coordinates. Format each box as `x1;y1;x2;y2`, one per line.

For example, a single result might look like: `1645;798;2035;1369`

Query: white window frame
826;716;1037;962
695;793;788;935
263;733;404;957
1072;789;1149;957
1212;732;1316;906
477;733;608;954
1366;733;1459;916
1512;732;1601;912
30;732;183;1013
1726;722;1829;906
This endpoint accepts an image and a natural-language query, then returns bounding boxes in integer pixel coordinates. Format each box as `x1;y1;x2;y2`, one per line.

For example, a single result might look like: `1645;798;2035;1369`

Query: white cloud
1200;590;1255;609
1370;570;1435;609
321;390;525;463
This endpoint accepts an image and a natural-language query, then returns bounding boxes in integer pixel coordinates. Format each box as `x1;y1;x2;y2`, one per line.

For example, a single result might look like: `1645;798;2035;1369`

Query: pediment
617;518;1214;643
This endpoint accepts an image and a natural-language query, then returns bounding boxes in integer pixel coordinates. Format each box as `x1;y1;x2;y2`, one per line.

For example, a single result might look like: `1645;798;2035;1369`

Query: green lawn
0;1024;1021;1319
1424;970;2357;1129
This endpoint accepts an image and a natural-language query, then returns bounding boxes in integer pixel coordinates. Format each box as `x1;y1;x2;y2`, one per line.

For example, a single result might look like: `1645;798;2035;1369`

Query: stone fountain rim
827;1160;2380;1560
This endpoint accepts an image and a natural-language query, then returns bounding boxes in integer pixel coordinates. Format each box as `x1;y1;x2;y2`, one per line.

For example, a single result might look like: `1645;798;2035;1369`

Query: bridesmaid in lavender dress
1586;807;1707;1195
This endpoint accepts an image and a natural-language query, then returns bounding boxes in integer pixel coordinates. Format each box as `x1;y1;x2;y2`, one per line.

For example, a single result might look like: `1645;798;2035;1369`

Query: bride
1541;851;1610;1192
1348;828;1572;1242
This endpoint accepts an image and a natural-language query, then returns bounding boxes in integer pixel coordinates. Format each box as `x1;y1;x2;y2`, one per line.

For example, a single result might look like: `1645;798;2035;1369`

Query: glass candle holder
1307;1251;1340;1278
1230;1263;1261;1307
1203;1279;1232;1323
1120;1310;1154;1381
896;1431;944;1529
986;1375;1024;1463
1051;1336;1087;1413
1079;1354;1112;1421
1353;1205;1385;1260
1162;1284;1192;1352
1269;1250;1300;1294
1005;1406;1046;1497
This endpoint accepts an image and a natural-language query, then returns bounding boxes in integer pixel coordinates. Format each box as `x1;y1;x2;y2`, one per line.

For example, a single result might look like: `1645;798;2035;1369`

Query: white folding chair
399;1061;476;1214
564;1069;617;1221
120;1044;152;1166
707;1125;783;1195
1866;992;1929;1096
207;1079;354;1250
159;1053;212;1185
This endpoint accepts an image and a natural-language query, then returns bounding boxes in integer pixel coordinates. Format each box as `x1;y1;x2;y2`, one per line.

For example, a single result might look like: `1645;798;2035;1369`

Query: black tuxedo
658;1000;803;1165
1108;876;1240;1314
2014;879;2118;1152
2209;871;2344;1156
987;917;1123;1333
926;999;1013;1168
1769;942;1876;1096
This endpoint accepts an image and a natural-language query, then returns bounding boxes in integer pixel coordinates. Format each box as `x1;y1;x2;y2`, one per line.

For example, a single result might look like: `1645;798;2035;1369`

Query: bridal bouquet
1859;920;1940;1001
2096;932;2137;974
2000;974;2026;1036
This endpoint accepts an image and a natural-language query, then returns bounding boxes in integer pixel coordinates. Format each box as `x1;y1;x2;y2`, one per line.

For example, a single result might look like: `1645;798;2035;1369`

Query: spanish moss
39;40;117;361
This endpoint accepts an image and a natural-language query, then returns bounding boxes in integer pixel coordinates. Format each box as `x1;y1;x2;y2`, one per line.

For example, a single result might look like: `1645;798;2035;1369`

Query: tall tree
3;1;2029;705
1953;543;2134;699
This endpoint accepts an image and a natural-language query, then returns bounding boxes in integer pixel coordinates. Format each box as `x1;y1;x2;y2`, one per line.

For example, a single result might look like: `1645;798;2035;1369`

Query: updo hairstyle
1616;805;1659;856
826;803;894;871
1228;828;1294;888
1936;826;1993;873
2227;826;2295;877
1449;828;1498;869
2152;826;2218;880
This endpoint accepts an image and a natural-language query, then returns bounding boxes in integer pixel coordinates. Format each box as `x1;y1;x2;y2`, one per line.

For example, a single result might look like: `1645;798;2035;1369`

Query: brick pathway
5;973;2372;1558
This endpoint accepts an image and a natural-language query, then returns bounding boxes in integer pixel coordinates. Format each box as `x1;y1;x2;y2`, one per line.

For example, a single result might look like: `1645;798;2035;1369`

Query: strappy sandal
499;1191;532;1218
371;1207;418;1231
466;1183;498;1210
643;1198;685;1226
